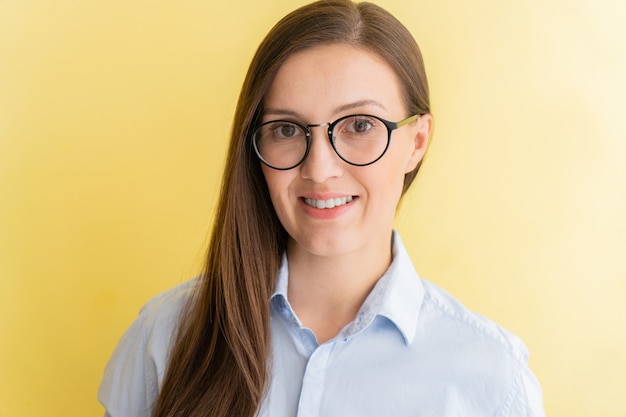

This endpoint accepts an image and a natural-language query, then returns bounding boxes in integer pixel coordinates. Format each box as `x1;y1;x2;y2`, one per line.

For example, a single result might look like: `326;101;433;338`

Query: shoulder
419;278;528;362
129;278;199;352
138;278;199;332
98;278;200;417
415;279;545;416
124;277;200;365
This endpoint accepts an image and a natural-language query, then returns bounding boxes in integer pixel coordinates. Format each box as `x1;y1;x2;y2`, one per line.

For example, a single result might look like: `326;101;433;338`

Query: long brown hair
152;1;430;416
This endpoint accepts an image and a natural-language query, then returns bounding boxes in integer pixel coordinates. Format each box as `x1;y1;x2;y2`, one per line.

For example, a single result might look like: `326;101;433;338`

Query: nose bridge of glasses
307;122;331;128
302;121;341;165
305;121;333;141
306;121;331;133
299;121;345;178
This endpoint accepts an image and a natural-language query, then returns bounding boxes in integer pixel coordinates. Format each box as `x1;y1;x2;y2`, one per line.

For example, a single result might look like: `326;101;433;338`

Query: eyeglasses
252;113;420;170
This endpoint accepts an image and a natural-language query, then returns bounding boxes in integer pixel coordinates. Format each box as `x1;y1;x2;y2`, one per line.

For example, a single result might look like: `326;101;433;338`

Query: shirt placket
295;341;334;417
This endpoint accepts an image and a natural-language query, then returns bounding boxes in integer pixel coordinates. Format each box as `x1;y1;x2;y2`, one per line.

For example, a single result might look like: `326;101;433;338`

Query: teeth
304;196;353;209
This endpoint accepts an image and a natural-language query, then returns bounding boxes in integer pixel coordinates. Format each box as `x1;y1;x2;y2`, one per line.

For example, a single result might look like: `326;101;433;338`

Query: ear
405;113;433;173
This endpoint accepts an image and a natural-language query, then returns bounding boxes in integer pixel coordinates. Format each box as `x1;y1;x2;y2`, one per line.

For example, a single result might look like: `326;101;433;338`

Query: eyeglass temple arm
393;114;420;129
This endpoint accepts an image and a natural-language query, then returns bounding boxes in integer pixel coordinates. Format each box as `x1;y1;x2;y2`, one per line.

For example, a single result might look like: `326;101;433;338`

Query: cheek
380;139;418;191
371;153;412;206
261;167;292;216
261;166;281;197
383;146;414;185
361;163;406;207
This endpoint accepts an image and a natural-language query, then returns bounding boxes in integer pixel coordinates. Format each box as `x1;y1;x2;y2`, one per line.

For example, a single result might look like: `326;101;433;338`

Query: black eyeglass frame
252;113;421;170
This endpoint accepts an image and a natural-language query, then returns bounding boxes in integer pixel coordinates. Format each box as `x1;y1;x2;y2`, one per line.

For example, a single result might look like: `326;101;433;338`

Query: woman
99;1;545;416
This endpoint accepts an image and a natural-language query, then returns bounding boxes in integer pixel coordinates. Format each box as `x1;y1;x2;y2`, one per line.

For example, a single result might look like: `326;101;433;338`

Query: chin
289;233;360;258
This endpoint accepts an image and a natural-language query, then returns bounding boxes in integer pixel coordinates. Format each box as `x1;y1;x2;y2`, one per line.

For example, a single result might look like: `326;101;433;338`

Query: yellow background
1;0;625;416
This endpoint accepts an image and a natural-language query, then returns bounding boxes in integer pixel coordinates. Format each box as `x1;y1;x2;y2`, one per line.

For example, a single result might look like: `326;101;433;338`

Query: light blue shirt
99;233;545;417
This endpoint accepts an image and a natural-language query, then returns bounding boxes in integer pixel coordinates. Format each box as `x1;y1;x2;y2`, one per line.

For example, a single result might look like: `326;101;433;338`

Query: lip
298;193;357;220
300;192;354;200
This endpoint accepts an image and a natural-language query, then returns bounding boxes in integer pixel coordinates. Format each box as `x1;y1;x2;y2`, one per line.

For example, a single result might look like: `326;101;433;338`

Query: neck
285;233;393;343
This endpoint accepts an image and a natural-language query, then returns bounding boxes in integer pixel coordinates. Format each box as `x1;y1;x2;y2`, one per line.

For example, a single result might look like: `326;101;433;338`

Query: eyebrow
264;99;388;118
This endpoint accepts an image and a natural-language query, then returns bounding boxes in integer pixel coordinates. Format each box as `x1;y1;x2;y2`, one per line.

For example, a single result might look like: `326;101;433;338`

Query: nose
299;125;344;183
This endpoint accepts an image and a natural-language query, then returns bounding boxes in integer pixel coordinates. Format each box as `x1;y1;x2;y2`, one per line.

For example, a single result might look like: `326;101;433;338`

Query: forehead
263;43;405;119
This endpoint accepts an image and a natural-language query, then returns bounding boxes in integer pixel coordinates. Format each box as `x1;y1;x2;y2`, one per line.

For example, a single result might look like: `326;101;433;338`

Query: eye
271;122;302;138
352;117;372;133
337;116;380;136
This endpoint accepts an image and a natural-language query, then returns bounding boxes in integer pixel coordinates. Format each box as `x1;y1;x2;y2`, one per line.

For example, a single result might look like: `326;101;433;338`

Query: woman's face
260;43;431;259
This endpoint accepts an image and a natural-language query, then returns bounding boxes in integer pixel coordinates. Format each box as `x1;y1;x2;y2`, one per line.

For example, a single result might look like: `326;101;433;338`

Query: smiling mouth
303;196;354;209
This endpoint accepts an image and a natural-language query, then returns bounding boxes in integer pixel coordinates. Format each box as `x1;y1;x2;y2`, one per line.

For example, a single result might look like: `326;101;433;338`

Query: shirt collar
272;253;289;300
375;232;424;345
270;232;424;345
